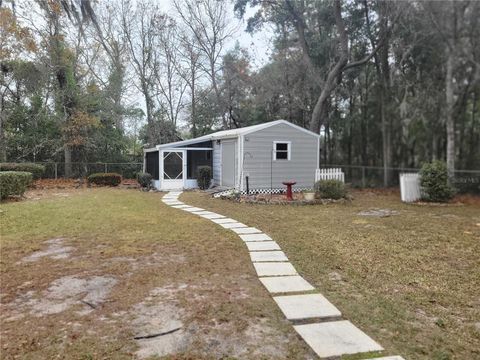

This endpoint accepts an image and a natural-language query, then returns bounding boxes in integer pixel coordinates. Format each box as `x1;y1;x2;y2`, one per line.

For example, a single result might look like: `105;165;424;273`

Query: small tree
137;172;153;189
419;161;455;202
197;166;212;190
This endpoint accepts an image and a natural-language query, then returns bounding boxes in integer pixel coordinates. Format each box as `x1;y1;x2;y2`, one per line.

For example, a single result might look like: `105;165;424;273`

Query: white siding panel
212;141;222;185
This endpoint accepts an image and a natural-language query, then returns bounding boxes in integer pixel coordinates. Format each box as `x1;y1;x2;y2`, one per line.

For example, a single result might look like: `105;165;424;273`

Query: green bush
314;179;347;199
0;171;33;199
136;172;153;189
87;173;122;186
197;166;212;190
420;161;455;202
0;163;45;179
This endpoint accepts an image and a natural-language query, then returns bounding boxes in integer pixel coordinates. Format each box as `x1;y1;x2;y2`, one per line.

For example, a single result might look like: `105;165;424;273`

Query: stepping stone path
162;192;405;360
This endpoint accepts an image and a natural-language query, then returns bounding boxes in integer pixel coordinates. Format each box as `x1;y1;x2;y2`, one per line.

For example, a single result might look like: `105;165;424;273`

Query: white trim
241;120;320;139
273;141;291;161
317;136;320;168
144;147;158;153
166;147;213;150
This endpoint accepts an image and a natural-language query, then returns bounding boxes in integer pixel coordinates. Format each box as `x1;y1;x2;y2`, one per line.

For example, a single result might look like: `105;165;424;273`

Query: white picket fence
399;173;422;202
315;168;345;183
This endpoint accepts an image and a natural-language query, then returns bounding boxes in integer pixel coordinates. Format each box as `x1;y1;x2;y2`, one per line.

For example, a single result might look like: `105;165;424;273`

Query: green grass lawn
182;190;480;360
0;188;312;359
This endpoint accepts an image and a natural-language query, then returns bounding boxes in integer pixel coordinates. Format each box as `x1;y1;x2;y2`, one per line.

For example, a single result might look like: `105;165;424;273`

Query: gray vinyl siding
212;141;221;185
243;123;318;189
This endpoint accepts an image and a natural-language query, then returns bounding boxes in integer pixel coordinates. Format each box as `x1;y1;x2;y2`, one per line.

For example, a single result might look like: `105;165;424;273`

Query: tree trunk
64;146;72;178
0;97;6;162
191;73;196;137
445;47;455;176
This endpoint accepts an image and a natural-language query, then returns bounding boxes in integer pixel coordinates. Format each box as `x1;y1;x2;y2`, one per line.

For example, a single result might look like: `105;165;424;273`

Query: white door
162;150;185;190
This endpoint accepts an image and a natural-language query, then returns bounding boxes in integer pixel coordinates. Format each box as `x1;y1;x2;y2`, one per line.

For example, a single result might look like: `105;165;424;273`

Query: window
273;141;291;161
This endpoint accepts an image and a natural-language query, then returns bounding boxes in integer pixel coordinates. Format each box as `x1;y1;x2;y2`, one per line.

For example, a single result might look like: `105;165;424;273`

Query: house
143;120;320;193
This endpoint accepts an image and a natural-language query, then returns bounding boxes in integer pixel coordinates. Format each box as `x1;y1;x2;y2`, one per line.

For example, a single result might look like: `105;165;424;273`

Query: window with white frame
273;141;291;160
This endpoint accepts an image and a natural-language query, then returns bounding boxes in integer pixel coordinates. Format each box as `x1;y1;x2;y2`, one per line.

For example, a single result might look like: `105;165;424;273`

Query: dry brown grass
182;190;480;360
0;188;312;359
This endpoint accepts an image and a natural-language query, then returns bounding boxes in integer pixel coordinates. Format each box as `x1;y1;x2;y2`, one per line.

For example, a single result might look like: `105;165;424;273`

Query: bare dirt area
0;188;312;359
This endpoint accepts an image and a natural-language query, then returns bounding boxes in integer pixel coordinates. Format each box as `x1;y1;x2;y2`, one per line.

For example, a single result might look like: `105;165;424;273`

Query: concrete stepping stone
293;321;383;358
259;276;315;293
231;227;262;234
220;222;247;229
239;233;272;242
182;207;204;212
273;294;341;320
368;357;405;360
194;211;216;216
211;218;238;224
199;213;226;219
253;262;297;276
250;251;288;262
171;205;190;209
245;241;281;251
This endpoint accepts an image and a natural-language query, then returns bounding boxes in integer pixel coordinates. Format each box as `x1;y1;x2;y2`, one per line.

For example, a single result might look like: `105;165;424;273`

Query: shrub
197;166;212;190
136;172;153;189
0;162;45;179
420;161;455;202
314;179;347;200
87;173;122;186
0;171;33;199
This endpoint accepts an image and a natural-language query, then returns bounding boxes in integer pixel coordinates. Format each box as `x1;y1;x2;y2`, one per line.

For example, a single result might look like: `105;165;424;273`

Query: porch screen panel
163;152;183;179
187;150;213;179
145;151;159;180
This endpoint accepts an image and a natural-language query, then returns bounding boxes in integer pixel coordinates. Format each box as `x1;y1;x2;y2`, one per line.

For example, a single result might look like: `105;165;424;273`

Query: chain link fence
323;164;480;194
24;162;480;194
35;162;143;180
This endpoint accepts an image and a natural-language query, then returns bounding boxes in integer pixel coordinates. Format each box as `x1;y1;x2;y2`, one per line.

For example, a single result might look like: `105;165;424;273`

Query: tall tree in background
121;0;168;146
177;32;204;137
174;0;235;129
424;0;480;176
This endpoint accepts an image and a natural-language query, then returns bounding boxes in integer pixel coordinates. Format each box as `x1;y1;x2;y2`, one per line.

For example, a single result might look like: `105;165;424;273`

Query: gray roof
148;120;319;151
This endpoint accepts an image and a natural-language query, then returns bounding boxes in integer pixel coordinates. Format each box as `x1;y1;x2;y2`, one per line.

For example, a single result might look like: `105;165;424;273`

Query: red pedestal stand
282;181;296;201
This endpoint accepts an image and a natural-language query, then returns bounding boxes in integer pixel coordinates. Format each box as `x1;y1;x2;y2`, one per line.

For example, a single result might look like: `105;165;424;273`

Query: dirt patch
104;253;186;271
129;282;294;359
5;275;117;319
357;208;399;217
131;288;190;359
20;238;74;262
